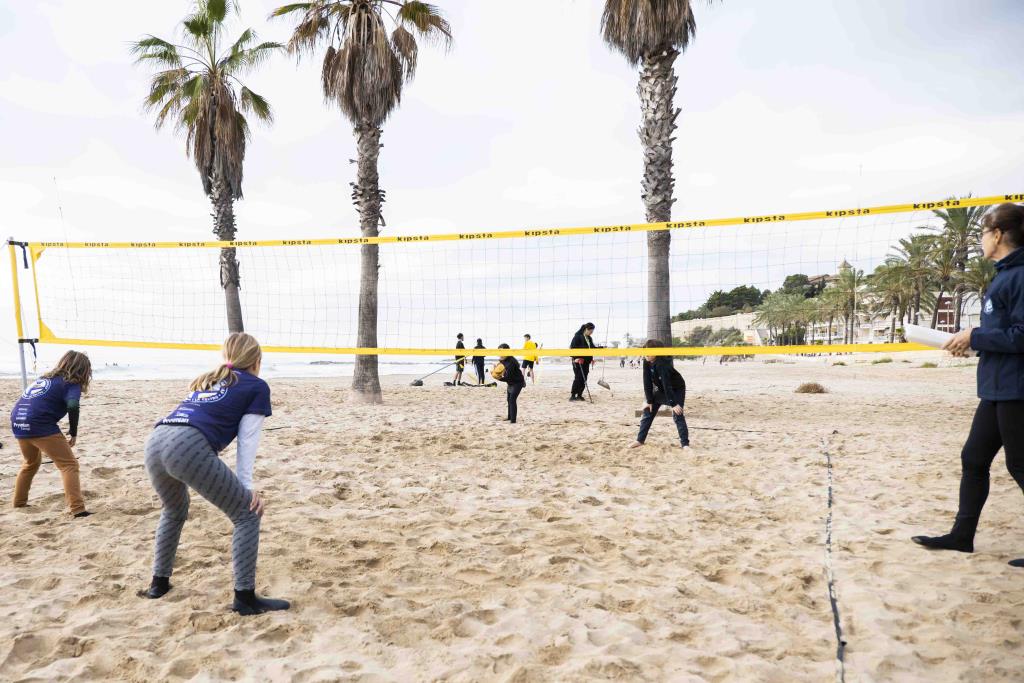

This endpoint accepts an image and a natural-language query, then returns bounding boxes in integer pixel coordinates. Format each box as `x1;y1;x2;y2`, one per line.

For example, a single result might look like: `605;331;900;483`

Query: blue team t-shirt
11;376;81;439
159;370;272;452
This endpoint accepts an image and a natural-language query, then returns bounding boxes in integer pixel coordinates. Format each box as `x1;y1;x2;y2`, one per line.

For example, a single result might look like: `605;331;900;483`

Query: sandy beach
1;355;1023;681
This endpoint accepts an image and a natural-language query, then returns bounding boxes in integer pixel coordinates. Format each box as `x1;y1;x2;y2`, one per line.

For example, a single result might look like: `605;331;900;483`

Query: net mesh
17;199;997;354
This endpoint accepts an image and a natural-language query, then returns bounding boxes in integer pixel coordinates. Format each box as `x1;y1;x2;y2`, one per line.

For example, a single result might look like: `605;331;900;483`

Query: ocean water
0;347;577;382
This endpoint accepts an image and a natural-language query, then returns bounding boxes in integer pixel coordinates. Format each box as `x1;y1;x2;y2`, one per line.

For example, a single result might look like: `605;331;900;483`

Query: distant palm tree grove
671;201;995;347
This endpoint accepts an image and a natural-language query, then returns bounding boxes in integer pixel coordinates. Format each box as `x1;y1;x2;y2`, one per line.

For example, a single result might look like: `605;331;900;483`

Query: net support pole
8;239;29;389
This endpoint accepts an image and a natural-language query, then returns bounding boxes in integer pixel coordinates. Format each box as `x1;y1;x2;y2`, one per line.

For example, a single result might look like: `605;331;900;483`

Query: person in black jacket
570;322;599;401
493;344;526;423
629;339;689;448
913;203;1024;567
473;339;487;385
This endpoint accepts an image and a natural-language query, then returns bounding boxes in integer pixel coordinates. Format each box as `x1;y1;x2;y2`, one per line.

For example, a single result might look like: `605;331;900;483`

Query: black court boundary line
822;436;847;682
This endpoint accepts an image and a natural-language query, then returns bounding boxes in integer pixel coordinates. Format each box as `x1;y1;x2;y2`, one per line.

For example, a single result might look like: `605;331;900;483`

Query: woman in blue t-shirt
10;350;92;517
143;333;289;615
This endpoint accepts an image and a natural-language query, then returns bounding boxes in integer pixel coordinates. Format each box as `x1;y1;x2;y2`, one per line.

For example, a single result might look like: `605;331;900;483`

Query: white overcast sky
1;0;1022;371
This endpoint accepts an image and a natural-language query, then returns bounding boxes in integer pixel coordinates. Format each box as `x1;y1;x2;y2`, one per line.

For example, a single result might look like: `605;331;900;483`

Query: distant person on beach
620;357;626;368
10;351;93;518
493;343;526;423
912;203;1024;568
569;322;600;401
473;339;487;385
522;334;539;384
630;339;690;449
142;333;289;615
453;333;466;386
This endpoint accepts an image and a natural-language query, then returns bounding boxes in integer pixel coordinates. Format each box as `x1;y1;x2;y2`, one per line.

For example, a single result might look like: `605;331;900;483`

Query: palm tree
870;260;913;342
131;0;281;333
927;199;987;330
819;286;844;345
959;255;996;314
601;0;716;346
273;0;451;404
831;263;864;343
890;234;932;325
924;234;957;329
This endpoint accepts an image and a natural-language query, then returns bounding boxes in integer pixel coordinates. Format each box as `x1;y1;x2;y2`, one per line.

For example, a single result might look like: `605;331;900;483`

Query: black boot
232;589;290;616
145;576;171;599
911;519;976;553
1009;559;1024;568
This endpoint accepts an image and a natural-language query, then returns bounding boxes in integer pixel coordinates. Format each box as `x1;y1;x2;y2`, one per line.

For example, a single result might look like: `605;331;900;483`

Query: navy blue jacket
642;357;686;407
971;247;1024;401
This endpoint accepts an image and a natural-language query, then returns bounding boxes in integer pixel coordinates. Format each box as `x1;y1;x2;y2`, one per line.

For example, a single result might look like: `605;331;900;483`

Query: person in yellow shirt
521;334;539;384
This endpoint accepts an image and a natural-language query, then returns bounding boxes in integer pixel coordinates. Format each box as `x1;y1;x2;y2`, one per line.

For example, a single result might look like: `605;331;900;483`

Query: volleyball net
9;193;1020;359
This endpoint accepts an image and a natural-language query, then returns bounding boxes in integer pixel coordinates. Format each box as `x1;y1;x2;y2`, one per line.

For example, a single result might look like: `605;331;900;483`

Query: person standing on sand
570;322;600;401
629;339;689;449
142;333;289;614
522;334;539;384
473;339;487;385
453;333;466;386
10;351;93;518
493;343;526;423
913;203;1024;568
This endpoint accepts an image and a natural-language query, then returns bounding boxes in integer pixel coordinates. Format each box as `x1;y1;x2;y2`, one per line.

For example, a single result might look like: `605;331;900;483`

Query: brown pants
13;434;85;514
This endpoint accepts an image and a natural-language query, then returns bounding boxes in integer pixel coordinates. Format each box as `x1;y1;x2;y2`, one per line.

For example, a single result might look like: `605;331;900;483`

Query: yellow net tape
27;192;1022;250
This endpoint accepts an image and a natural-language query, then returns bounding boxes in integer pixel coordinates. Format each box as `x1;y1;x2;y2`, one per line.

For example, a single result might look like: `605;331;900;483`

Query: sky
1;0;1022;373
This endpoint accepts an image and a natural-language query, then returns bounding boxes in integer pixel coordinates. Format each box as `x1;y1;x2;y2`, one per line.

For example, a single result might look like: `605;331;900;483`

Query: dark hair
457;333;464;340
524;333;531;339
577;322;596;333
644;339;663;348
984;203;1024;249
498;343;510;349
476;338;483;346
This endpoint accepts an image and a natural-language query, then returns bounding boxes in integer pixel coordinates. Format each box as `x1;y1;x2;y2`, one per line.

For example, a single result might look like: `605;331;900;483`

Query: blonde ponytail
189;333;263;392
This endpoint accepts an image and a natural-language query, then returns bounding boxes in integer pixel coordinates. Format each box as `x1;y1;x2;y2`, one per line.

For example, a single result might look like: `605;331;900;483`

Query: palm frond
602;0;701;65
397;1;452;49
205;0;231;24
130;36;184;67
240;86;273;123
221;40;284;75
270;2;315;18
228;27;256;53
391;25;418;80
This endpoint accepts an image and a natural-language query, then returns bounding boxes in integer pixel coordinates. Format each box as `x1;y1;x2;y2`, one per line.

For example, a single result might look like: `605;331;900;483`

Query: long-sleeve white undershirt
235;414;265;491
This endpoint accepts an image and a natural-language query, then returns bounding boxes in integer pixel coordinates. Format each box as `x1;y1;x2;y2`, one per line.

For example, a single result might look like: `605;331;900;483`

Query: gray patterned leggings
144;425;261;590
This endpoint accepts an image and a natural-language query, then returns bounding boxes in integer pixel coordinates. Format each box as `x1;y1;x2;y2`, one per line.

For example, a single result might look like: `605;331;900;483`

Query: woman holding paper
913;203;1024;567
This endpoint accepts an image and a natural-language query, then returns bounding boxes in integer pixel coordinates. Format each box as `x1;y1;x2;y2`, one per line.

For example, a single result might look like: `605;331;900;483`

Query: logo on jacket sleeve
984;298;994;314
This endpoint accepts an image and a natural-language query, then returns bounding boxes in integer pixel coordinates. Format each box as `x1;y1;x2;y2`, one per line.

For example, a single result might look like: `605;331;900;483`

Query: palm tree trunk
953;285;965;331
210;173;244;333
351;123;384;404
931;287;944;329
638;49;679;345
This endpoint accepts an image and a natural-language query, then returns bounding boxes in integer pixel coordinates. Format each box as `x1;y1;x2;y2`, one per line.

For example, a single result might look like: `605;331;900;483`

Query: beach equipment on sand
411;359;464;386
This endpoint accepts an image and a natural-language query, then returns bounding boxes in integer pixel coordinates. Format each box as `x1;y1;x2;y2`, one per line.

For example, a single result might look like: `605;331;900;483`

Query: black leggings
571;361;591;397
953;400;1024;538
507;383;523;423
474;359;486;383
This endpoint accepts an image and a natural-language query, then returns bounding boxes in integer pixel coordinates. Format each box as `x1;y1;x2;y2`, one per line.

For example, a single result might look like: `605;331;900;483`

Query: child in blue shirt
143;333;289;616
10;350;92;517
